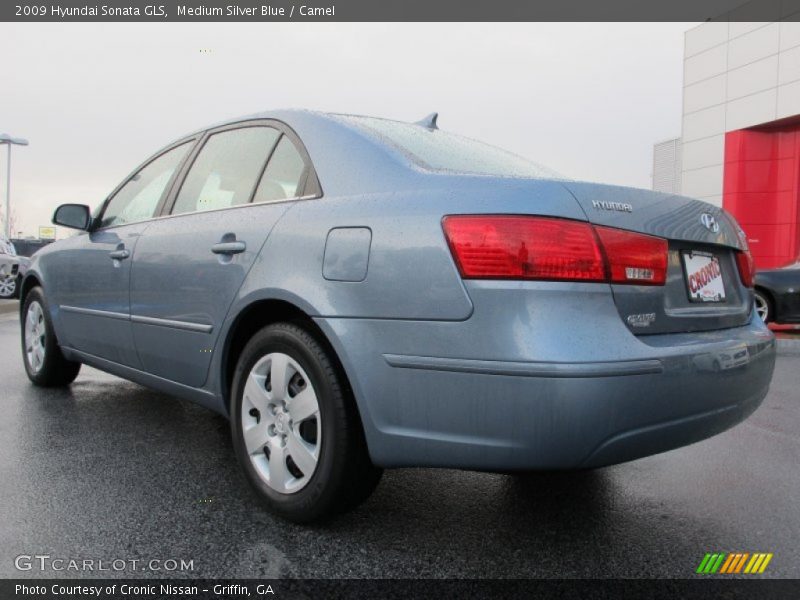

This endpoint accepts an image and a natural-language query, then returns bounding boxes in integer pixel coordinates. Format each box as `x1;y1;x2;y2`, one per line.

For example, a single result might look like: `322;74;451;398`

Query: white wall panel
779;44;800;84
685;22;729;58
725;88;777;130
728;22;771;39
683;104;726;142
777;79;800;119
681;165;724;199
727;55;779;99
682;135;725;171
727;23;780;70
780;21;800;51
684;74;727;113
684;44;728;86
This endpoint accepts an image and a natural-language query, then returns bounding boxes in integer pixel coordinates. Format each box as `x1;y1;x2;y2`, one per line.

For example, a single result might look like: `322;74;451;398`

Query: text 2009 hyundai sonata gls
20;110;776;522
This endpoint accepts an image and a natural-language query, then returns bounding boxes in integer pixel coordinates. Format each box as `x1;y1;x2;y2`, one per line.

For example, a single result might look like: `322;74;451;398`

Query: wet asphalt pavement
0;313;798;580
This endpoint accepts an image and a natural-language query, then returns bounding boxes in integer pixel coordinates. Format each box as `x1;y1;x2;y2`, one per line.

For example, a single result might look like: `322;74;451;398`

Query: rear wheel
230;322;382;522
21;287;81;386
754;290;773;324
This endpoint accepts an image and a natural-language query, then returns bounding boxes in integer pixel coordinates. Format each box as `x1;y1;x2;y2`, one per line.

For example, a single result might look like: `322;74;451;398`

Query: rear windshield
338;115;565;180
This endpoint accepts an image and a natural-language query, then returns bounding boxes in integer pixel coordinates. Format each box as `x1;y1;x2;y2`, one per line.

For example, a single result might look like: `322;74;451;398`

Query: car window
100;141;192;228
171;127;280;216
252;136;308;203
337;115;565;179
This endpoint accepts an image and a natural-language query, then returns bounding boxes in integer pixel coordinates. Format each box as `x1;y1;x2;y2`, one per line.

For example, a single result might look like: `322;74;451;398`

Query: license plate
683;251;726;302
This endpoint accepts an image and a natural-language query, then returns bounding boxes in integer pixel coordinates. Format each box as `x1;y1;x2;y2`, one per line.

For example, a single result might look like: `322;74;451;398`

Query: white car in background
0;237;29;299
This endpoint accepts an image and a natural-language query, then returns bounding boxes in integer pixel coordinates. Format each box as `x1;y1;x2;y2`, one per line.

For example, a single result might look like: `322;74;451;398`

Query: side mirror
52;204;92;231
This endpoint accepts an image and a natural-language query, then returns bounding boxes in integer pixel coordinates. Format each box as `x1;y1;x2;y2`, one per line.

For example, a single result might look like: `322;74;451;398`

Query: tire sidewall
21;287;58;382
231;324;342;519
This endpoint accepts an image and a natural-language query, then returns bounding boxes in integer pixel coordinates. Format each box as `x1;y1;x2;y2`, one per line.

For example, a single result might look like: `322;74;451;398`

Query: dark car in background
11;237;55;258
755;261;800;324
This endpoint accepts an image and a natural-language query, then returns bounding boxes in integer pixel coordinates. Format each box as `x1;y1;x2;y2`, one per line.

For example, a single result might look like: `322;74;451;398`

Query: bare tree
0;206;20;239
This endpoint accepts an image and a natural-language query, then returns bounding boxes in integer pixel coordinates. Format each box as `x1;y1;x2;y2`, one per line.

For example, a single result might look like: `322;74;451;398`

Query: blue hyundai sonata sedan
20;110;776;521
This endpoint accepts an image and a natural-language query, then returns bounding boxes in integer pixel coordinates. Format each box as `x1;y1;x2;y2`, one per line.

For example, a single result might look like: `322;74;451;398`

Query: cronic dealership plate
683;251;725;302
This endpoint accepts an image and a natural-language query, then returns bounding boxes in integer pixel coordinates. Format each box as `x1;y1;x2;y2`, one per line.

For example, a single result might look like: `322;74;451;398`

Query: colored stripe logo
696;552;773;574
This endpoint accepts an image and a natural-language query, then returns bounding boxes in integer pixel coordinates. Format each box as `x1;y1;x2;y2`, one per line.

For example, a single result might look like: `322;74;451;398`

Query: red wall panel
723;125;800;269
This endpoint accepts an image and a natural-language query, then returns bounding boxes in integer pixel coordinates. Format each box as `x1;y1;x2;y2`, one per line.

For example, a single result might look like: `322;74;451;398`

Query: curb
0;300;19;316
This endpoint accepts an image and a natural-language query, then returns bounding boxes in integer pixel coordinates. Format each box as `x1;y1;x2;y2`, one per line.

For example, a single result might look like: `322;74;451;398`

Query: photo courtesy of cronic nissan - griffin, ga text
19;110;776;522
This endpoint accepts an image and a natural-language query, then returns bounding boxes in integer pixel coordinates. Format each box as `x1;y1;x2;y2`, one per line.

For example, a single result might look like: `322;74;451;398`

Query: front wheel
21;286;81;386
230;322;382;523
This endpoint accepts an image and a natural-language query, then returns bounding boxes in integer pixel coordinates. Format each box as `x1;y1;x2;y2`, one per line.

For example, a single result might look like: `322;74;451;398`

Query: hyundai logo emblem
700;213;720;233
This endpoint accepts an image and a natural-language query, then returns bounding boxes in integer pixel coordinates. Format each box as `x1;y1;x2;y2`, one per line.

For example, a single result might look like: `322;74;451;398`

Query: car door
52;140;195;366
129;121;319;387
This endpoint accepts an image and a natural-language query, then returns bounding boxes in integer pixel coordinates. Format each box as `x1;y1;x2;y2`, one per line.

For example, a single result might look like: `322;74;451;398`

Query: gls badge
627;313;656;328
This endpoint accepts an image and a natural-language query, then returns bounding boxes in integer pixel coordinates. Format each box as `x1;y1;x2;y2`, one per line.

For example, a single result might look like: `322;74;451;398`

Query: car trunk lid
562;181;752;334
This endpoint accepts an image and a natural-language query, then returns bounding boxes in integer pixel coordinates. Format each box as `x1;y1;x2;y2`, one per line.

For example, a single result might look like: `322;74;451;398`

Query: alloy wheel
240;352;321;494
24;300;46;373
0;275;16;298
754;292;769;323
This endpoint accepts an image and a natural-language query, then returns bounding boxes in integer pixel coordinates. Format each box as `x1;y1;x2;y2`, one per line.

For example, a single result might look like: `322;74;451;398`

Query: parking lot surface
0;313;798;579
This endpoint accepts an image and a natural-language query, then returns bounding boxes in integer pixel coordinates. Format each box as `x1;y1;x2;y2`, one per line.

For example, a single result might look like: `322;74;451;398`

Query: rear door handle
211;241;246;255
109;249;130;260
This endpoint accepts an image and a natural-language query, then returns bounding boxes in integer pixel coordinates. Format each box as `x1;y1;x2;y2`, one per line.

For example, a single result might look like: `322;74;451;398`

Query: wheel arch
220;298;360;424
19;272;43;309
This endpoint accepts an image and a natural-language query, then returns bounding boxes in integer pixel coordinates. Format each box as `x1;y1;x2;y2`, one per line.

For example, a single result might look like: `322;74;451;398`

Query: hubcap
755;293;769;322
0;275;15;297
241;352;321;494
24;300;46;373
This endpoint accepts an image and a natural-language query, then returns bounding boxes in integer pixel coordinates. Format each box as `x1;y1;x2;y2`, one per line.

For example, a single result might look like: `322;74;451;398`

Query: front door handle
109;249;130;260
211;241;246;255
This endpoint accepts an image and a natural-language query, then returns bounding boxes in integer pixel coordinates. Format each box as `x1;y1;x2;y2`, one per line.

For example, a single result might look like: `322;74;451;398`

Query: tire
754;289;773;324
230;322;382;523
21;286;81;387
0;273;16;299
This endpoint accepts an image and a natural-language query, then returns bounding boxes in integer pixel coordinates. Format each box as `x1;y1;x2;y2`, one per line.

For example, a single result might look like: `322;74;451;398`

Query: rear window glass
338;115;565;179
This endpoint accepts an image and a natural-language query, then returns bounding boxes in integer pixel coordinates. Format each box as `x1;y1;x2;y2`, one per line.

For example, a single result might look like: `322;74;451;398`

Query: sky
1;22;690;238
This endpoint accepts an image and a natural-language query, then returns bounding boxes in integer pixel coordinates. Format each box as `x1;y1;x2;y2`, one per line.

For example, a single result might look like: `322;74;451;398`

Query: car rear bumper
316;282;777;471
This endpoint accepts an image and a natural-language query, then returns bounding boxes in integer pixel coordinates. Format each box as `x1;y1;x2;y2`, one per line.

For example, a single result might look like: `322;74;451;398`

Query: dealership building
654;21;800;269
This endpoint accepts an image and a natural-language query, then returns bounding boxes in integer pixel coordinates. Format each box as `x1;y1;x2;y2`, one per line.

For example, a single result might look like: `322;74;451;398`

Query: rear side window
252;136;308;203
171;127;280;215
100;141;192;228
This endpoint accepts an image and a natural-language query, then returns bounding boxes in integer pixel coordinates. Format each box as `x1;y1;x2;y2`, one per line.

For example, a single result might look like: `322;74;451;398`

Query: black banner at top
4;0;800;22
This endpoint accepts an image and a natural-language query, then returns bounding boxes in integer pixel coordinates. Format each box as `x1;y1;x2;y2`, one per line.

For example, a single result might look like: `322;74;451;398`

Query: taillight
442;215;605;281
735;250;755;288
594;225;667;285
442;215;668;285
